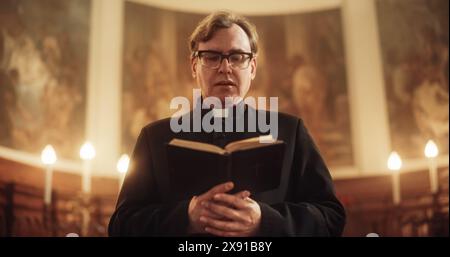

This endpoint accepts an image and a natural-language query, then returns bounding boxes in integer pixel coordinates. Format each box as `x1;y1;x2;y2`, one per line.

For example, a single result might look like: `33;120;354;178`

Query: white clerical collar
212;108;229;118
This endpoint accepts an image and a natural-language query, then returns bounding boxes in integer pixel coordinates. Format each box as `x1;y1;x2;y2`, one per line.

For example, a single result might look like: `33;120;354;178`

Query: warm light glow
80;142;96;160
41;145;57;165
116;154;130;174
387;151;402;171
424;140;439;158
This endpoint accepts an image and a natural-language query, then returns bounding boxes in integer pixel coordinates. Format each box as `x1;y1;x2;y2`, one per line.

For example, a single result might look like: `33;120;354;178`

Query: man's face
191;24;257;105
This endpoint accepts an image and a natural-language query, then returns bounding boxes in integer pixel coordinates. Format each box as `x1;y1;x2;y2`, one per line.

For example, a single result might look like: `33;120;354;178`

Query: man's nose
218;58;232;74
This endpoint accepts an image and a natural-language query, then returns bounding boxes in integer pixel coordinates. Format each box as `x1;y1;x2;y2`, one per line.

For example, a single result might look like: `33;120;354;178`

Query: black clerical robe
108;105;345;236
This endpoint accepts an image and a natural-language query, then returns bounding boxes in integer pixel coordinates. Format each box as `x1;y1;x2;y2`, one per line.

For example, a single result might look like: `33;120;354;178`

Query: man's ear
250;57;257;80
191;57;197;78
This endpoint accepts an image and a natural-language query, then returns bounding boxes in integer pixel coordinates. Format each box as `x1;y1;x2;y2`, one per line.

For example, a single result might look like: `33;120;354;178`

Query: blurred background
0;0;448;237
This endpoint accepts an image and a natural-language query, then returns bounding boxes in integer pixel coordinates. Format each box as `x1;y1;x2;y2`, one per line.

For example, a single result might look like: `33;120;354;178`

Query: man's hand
187;182;249;234
199;191;261;237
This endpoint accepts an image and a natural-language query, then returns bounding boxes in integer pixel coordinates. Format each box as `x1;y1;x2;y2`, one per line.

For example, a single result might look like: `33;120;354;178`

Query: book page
225;136;281;153
169;138;226;155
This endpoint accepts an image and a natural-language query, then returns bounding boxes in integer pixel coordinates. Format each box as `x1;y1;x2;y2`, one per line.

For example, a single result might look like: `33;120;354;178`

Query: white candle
424;140;439;193
116;154;130;191
387;151;402;205
82;160;92;194
44;166;53;205
392;171;400;205
80;142;96;194
41;145;57;205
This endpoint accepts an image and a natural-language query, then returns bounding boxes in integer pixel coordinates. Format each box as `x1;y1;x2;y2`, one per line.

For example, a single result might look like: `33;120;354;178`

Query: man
109;11;345;236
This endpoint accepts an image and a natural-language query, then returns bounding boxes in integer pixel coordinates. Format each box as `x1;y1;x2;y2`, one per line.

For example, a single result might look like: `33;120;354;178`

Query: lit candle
116;154;130;191
387;151;402;205
41;145;57;205
424;140;439;194
79;142;96;194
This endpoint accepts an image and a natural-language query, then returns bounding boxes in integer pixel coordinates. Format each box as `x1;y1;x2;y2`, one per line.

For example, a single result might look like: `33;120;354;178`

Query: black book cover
167;137;285;200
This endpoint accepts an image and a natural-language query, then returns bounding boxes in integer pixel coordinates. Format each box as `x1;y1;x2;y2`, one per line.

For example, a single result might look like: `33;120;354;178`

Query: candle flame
117;154;130;174
80;142;96;160
424;140;439;158
41;145;57;165
387;151;402;171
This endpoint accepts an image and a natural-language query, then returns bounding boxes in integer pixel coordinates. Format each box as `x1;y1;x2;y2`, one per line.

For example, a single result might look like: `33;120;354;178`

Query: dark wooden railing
342;188;449;236
0;181;116;237
0;179;448;237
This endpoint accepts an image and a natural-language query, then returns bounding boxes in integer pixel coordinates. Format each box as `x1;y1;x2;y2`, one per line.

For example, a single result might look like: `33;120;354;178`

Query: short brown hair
189;11;258;56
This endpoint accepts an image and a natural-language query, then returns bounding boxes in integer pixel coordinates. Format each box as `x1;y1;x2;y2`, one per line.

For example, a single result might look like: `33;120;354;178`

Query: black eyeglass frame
193;50;256;69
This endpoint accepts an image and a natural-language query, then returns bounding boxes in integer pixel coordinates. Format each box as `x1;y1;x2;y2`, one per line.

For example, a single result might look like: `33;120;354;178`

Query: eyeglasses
194;50;255;69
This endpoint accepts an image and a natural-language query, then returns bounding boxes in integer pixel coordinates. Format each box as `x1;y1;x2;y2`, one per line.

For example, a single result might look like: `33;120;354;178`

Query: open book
167;136;285;200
